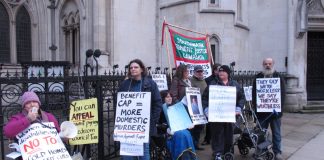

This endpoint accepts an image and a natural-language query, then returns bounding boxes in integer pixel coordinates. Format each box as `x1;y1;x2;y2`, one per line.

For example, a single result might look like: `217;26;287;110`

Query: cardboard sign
16;123;72;160
165;102;193;132
151;74;168;91
114;92;151;144
208;85;236;122
120;143;144;156
256;78;281;112
69;98;99;145
185;87;207;125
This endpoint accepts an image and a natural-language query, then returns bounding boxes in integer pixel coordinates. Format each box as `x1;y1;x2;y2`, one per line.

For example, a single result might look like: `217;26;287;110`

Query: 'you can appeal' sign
256;78;281;112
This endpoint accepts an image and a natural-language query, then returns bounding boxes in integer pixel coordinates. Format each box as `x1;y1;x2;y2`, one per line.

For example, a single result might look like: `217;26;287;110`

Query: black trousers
203;123;211;142
210;122;233;155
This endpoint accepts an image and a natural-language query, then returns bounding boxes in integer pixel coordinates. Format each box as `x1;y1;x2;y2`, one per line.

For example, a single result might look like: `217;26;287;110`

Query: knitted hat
21;91;41;108
219;65;231;75
193;65;203;72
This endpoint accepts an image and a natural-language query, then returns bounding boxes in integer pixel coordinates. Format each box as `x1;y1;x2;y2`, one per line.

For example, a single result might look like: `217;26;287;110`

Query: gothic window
62;12;80;65
16;6;31;63
0;2;10;63
209;36;220;63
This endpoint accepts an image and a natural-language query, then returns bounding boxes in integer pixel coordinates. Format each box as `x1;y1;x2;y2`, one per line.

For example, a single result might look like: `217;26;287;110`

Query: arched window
209;36;220;63
16;6;31;63
0;2;10;63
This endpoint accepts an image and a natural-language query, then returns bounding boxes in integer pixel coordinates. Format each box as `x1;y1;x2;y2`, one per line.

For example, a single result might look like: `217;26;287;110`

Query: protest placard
16;122;72;160
256;78;281;112
151;74;168;91
208;85;236;122
120;143;144;156
114;92;151;144
166;102;193;132
243;86;253;101
69;98;98;145
185;87;207;125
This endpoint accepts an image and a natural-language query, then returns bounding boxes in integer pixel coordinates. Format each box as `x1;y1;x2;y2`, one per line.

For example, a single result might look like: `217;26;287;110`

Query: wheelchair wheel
263;151;274;160
239;147;249;155
224;152;234;160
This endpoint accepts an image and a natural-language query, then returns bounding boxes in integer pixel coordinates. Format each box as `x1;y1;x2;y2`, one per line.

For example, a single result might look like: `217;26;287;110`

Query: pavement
195;112;324;160
112;112;324;159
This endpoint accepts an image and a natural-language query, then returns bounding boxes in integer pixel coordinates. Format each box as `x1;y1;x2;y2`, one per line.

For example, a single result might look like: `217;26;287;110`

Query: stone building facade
0;0;324;111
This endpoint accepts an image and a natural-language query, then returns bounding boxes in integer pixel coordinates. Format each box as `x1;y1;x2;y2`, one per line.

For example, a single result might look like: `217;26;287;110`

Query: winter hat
193;65;203;72
218;65;231;75
21;91;41;108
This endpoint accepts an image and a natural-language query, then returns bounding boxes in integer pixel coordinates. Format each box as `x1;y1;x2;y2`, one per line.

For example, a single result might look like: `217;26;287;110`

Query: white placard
16;122;72;160
208;85;236;122
166;102;194;132
114;92;151;144
243;86;253;101
120;142;144;156
256;78;281;112
185;87;207;125
151;74;168;91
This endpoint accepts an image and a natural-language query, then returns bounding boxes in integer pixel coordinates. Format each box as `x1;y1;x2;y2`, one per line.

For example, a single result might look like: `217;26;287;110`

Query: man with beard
252;58;286;160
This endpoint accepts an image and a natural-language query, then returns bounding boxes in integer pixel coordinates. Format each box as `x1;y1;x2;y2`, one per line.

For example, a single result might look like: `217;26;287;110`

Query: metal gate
307;32;324;100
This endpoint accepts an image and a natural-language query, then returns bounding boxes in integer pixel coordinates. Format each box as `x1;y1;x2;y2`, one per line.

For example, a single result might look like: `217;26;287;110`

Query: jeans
210;122;233;155
121;143;150;160
259;117;281;154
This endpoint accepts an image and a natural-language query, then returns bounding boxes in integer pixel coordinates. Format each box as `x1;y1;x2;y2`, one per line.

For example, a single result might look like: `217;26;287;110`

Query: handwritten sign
208;85;236;122
17;123;72;160
114;92;151;144
243;86;253;101
120;143;144;156
69;98;99;145
166;102;193;132
151;74;168;91
185;87;207;125
256;78;281;112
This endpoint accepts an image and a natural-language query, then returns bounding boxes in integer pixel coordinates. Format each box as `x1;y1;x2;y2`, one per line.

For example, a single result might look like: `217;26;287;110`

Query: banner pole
166;23;207;36
206;33;214;65
164;20;173;81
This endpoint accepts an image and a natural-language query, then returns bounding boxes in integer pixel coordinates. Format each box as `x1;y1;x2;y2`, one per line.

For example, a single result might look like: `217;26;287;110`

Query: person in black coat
252;58;285;160
202;65;245;160
118;59;162;160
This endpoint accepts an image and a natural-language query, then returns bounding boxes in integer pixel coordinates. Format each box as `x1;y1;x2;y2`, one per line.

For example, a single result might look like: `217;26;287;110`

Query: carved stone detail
308;0;324;14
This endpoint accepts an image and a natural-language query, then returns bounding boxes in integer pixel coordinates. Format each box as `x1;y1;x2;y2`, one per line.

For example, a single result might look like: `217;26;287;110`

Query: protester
190;65;207;150
170;64;191;102
4;91;60;139
202;65;245;160
202;63;221;146
118;59;162;160
159;91;196;160
252;58;286;160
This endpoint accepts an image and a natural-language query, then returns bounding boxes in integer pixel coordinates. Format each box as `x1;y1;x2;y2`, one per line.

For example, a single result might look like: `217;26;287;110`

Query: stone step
299;101;324;113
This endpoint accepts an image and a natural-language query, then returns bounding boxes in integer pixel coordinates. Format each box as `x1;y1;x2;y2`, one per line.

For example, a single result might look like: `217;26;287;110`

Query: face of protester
262;58;275;76
164;93;172;105
194;70;204;80
213;67;220;76
183;69;189;80
130;62;143;80
218;70;229;81
24;101;40;113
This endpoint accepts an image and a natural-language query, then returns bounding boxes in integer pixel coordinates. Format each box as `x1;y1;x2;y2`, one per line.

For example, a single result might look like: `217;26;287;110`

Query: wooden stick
206;34;214;65
166;23;207;36
164;20;173;81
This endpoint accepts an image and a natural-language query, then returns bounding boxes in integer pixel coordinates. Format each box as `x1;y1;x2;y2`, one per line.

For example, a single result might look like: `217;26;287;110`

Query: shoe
212;153;222;160
275;153;283;160
195;146;205;150
201;141;210;145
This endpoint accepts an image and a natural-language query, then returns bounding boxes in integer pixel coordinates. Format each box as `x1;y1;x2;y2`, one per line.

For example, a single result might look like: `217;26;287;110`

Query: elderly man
189;65;207;150
252;58;286;160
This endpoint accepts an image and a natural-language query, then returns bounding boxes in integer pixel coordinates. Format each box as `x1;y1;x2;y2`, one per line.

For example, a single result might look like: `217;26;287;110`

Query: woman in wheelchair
158;90;197;160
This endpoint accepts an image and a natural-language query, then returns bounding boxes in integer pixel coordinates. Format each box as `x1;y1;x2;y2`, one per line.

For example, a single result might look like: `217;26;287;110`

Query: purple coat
4;111;60;139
